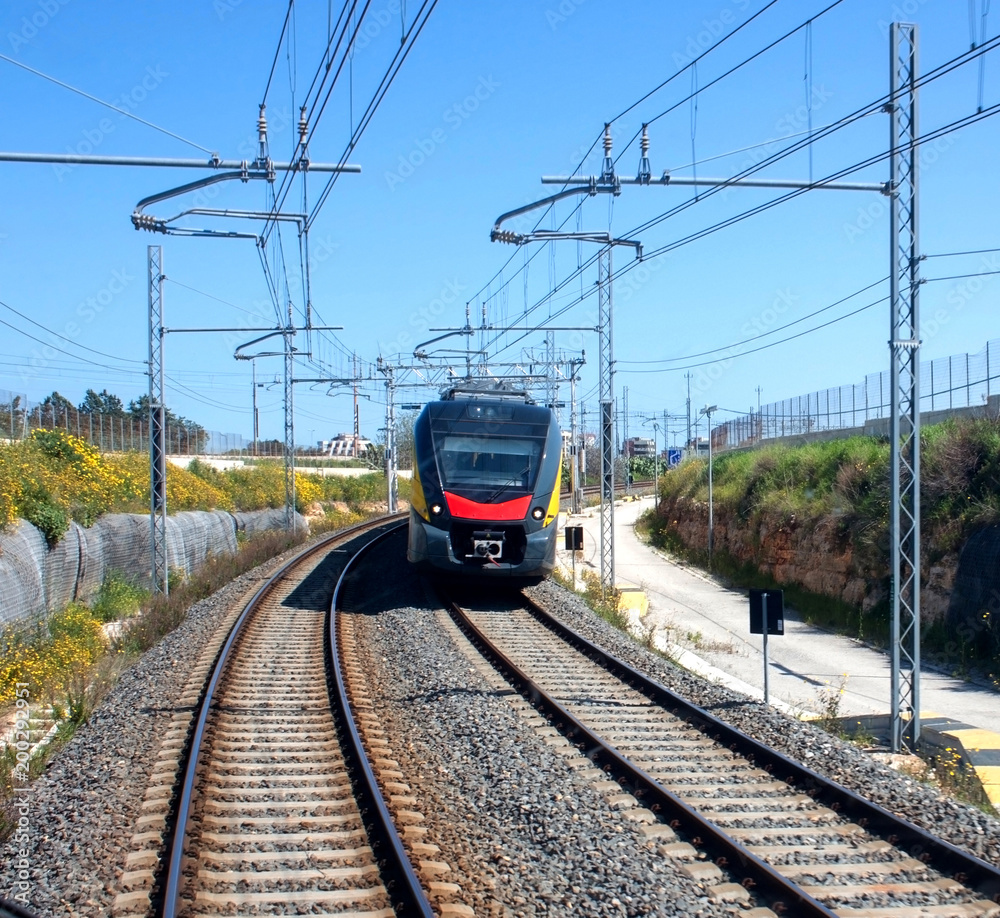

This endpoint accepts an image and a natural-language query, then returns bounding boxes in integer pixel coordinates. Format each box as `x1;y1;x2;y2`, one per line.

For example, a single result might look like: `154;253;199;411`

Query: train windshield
436;434;543;493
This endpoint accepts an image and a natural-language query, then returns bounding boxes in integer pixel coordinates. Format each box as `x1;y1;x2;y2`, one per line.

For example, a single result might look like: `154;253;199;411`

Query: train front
407;396;562;581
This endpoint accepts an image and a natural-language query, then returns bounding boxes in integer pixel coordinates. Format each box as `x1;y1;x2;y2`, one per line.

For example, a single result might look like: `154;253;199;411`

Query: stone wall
658;497;962;625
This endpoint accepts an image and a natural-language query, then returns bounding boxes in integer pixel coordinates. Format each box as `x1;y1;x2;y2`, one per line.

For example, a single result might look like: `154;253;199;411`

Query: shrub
90;570;147;622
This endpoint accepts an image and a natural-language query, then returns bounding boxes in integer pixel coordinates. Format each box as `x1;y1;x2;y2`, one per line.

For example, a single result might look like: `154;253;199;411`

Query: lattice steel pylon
283;306;296;532
383;363;398;514
147;245;168;595
598;245;615;598
889;21;921;753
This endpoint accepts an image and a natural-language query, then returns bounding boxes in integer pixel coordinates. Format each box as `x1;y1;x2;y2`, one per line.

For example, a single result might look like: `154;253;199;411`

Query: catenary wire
618;276;890;364
0;299;146;365
0;52;216;156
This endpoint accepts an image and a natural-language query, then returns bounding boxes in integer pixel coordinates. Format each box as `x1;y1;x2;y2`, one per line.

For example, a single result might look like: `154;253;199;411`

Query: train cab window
437;435;543;492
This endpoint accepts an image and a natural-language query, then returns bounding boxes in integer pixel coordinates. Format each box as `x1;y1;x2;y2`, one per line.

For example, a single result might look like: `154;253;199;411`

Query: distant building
323;432;372;457
624;437;655;458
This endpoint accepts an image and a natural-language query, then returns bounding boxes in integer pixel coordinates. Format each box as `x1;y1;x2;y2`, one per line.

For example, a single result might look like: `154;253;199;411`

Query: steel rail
329;521;436;918
0;898;39;918
446;598;837;917
158;514;404;917
521;598;1000;905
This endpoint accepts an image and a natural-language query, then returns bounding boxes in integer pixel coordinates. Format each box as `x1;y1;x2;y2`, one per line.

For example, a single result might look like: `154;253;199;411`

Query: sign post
749;589;784;705
565;526;584;588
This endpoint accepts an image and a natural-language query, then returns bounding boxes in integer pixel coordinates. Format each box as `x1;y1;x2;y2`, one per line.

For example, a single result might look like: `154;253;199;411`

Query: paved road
558;497;1000;734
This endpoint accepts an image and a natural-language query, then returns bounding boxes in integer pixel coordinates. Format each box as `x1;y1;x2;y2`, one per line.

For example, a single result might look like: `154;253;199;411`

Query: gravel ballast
4;524;999;917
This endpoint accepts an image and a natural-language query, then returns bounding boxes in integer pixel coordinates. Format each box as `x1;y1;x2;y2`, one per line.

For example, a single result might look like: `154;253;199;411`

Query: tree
39;392;77;428
79;388;125;416
128;394;181;426
42;391;75;413
393;410;419;471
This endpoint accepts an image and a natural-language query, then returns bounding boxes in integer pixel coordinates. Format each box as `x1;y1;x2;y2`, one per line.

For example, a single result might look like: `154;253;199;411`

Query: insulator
603;123;612;156
641;124;649;156
257;103;267;145
298;106;308;144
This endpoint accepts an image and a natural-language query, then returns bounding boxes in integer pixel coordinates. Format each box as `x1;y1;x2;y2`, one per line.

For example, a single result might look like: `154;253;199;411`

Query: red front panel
444;492;531;521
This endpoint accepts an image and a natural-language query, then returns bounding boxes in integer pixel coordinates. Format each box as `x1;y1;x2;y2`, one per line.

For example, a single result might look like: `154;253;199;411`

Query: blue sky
1;0;997;448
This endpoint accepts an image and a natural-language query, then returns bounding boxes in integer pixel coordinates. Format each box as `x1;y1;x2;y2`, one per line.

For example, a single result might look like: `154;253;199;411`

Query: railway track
149;517;433;918
444;592;1000;917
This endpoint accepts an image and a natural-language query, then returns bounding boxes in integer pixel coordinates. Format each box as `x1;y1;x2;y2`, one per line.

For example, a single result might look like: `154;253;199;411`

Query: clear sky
1;0;997;448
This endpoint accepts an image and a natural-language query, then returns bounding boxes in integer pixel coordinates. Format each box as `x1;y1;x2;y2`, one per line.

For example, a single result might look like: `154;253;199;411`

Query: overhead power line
0;52;215;155
618;276;890;365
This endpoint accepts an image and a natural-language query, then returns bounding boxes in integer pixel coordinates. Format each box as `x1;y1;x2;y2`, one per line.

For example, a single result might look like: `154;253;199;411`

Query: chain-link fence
714;339;999;451
0;392;258;456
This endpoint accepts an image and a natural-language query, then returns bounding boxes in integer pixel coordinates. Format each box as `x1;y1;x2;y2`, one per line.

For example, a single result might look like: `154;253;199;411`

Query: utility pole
623;385;631;496
251;361;261;458
569;356;584;514
685;372;693;458
353;353;360;458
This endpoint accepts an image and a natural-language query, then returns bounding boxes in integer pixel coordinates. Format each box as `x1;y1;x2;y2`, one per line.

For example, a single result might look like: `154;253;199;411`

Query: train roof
440;384;533;403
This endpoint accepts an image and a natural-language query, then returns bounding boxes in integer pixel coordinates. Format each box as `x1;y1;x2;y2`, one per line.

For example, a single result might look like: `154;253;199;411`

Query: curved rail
329;521;436;918
159;514;404;917
0;898;40;918
520;599;1000;901
446;595;1000;915
446;598;833;916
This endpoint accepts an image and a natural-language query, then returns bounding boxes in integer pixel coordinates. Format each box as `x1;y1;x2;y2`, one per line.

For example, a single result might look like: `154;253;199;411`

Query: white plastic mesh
233;508;307;534
0;509;260;629
0;522;47;628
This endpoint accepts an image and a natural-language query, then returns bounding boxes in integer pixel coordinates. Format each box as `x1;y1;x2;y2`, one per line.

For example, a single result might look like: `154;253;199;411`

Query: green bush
23;502;69;545
90;570;147;622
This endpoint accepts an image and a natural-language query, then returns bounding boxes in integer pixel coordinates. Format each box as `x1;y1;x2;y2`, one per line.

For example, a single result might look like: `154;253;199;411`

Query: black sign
749;589;784;635
564;526;584;551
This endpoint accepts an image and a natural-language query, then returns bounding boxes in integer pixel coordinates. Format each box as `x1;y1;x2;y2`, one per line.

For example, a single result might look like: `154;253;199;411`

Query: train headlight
430;503;443;516
531;507;545;520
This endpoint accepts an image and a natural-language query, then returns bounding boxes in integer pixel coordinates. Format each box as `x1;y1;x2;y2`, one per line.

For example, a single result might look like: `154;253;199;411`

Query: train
407;386;563;582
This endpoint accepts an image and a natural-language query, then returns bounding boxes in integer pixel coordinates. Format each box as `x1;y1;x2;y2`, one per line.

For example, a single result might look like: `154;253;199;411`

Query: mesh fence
0;509;254;629
0;391;254;457
714;338;999;450
233;508;307;535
